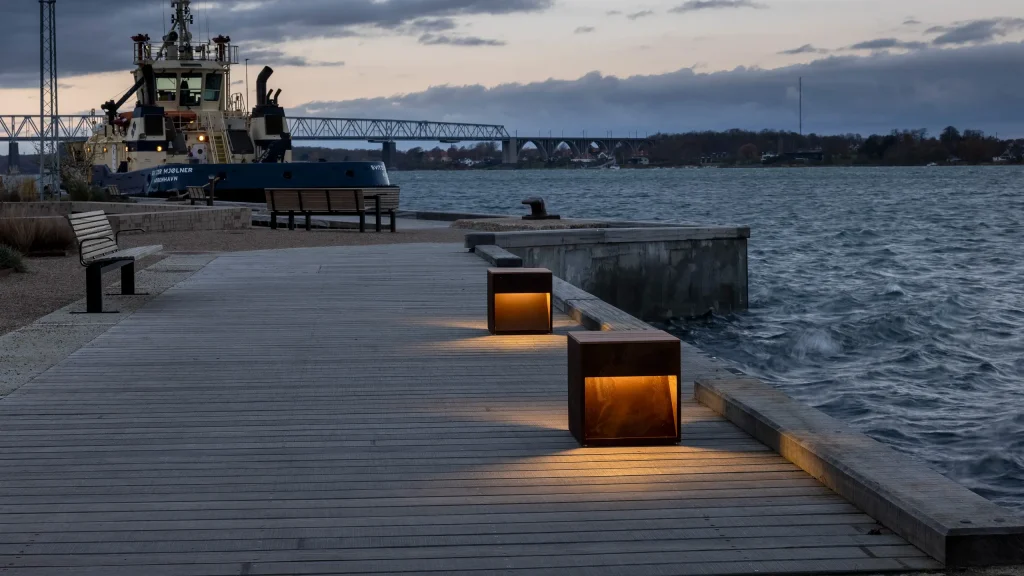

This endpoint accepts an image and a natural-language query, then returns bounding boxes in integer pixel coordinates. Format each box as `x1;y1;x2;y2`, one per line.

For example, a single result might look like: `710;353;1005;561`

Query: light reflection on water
393;166;1024;514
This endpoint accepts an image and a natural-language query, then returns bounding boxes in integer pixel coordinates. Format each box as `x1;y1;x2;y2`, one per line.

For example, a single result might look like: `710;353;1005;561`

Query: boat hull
92;162;392;203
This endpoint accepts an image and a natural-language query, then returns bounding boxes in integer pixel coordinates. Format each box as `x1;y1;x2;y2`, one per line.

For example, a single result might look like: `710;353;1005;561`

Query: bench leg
375;197;382;233
270;213;278;230
121;262;136;295
390;210;397;233
306;213;312;231
86;266;103;313
207;196;213;207
288;212;295;231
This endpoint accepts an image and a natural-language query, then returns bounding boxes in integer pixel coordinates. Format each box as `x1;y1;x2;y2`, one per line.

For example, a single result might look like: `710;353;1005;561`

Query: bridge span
1;114;651;167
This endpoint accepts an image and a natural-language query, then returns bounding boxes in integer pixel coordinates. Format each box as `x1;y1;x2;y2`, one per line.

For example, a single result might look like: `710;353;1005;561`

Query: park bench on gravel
67;211;162;313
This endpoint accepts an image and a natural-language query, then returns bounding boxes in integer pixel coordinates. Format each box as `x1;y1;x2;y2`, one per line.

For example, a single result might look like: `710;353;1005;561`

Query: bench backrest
186;186;207;199
67;211;118;262
366;187;400;212
105;185;121;197
265;189;365;213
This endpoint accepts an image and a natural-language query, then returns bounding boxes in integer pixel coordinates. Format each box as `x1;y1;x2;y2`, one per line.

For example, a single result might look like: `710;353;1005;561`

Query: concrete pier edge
469;244;1024;568
465;226;750;321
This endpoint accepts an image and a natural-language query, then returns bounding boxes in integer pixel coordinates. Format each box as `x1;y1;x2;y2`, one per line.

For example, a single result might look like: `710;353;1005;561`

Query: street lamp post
244;58;250;111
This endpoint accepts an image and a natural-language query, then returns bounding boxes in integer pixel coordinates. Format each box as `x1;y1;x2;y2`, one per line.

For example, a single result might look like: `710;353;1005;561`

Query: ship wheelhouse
86;0;291;175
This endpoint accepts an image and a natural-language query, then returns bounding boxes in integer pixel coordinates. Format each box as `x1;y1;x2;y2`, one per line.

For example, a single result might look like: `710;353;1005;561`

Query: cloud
779;44;828;55
0;0;551;86
405;18;459;33
606;10;622;15
926;18;1024;46
241;48;345;67
575;26;596;34
669;0;767;14
418;34;506;47
903;18;921;26
848;38;927;51
294;42;1024;138
627;10;655;20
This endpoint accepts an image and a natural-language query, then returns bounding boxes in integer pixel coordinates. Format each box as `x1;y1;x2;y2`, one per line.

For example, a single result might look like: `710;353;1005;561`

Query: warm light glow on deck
493;293;551;334
585;376;679;441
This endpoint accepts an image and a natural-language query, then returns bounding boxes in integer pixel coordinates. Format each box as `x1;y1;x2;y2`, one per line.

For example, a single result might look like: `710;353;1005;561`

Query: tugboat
85;0;390;202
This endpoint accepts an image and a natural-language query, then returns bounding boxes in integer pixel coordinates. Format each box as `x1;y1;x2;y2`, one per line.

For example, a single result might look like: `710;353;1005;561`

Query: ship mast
163;0;194;60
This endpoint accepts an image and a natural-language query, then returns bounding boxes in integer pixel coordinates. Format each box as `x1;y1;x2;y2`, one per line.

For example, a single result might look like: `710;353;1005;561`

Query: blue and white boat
84;0;391;202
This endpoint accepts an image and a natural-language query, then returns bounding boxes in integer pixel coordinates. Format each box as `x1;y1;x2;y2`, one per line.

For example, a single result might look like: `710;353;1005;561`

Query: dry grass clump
0;178;39;202
0;217;75;254
0;245;27;273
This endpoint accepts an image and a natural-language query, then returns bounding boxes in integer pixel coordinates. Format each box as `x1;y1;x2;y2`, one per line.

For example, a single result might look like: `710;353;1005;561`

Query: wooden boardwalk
0;243;940;575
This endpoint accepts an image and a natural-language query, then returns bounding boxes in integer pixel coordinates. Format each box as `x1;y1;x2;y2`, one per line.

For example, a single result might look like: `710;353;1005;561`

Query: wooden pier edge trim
694;378;1024;567
493;254;1024;568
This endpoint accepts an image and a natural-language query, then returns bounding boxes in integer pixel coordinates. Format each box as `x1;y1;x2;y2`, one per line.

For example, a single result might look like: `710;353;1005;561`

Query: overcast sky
1;0;1023;137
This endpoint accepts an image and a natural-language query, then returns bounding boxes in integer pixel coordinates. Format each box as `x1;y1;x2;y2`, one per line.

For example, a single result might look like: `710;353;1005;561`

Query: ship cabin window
204;73;223;103
180;73;203;107
156;73;178;102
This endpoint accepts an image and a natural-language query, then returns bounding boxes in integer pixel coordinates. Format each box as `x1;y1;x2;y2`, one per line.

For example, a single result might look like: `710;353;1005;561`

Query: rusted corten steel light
568;330;682;446
487;268;553;335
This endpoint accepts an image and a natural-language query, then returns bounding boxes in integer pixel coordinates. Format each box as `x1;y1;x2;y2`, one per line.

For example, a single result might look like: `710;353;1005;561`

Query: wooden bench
105;185;123;199
186;186;213;206
366;187;400;233
266;189;366;232
66;211;162;313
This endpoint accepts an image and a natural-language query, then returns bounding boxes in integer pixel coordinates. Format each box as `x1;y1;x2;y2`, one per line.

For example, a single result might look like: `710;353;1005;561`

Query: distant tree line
646;127;1020;167
292;126;1021;169
295;143;503;171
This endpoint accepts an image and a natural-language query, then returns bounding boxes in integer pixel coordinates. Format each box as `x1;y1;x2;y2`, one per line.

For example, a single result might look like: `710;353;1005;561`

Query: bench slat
72;221;113;234
81;236;116;251
69;214;109;224
85;245;162;265
69;211;108;222
366;188;400;212
69;218;111;231
266;190;303;212
76;230;115;243
299;192;331;212
327;190;363;211
82;244;119;261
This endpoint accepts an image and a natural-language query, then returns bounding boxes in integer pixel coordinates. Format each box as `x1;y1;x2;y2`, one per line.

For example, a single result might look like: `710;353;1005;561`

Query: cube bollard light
568;330;682;446
487;268;553;335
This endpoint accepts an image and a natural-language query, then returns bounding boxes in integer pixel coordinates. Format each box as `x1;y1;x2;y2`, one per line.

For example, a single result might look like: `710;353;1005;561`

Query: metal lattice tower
39;0;59;198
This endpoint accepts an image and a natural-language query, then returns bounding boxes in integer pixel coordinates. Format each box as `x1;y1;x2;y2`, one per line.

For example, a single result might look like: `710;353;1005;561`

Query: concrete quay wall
465;225;750;322
0;202;251;233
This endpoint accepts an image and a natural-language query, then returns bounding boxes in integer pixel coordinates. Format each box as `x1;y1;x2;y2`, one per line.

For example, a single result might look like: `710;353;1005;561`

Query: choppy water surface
392;167;1024;513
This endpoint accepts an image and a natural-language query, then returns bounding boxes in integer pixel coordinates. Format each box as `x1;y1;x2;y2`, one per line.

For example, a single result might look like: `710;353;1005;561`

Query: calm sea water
391;167;1024;514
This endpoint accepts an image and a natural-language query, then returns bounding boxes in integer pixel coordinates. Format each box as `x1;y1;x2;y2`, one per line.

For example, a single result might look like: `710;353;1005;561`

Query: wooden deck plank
0;243;935;574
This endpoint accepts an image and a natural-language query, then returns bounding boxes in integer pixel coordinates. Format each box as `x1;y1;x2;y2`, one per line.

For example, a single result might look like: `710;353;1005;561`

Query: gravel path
0;226;465;336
